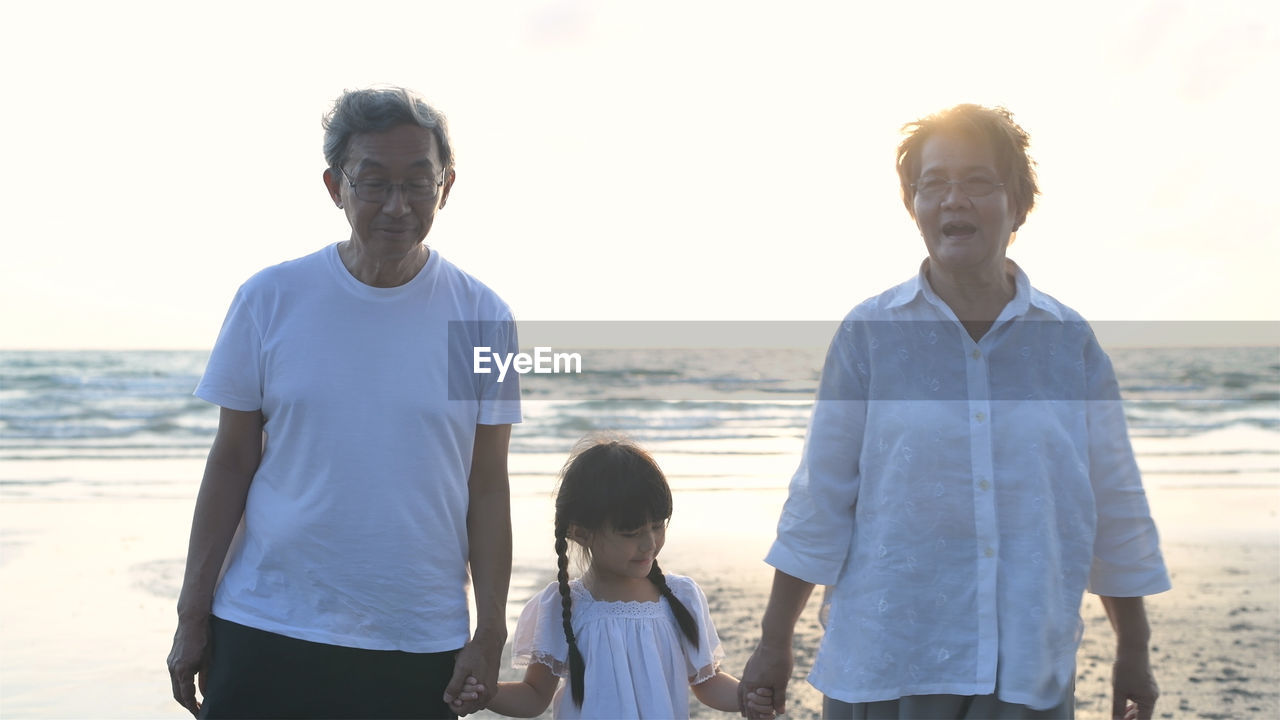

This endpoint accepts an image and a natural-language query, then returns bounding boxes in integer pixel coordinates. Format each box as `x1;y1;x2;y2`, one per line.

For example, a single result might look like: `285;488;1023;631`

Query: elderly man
167;86;521;719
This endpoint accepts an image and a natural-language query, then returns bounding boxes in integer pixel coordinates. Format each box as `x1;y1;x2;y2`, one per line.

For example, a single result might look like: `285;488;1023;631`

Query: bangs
557;438;673;533
601;467;672;531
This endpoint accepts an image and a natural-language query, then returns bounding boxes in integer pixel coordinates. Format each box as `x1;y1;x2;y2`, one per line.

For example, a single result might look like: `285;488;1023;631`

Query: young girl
463;437;774;719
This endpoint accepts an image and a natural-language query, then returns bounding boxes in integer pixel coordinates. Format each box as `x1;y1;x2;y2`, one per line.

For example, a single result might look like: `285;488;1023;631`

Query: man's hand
442;627;505;716
167;407;262;715
167;615;211;718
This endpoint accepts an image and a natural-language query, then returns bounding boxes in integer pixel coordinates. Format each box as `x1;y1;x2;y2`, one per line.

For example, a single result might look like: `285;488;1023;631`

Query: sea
1;339;1278;501
0;340;1277;719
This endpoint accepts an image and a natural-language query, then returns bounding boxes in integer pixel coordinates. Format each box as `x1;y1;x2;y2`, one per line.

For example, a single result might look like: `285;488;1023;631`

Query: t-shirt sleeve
476;312;522;425
195;284;264;412
511;582;570;677
671;576;724;684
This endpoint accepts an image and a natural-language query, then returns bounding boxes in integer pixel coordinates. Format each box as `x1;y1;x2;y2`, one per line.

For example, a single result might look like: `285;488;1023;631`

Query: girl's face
577;518;667;583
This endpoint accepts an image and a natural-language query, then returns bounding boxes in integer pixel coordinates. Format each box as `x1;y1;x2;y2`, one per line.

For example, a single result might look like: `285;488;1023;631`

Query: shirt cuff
1087;563;1172;597
764;539;843;587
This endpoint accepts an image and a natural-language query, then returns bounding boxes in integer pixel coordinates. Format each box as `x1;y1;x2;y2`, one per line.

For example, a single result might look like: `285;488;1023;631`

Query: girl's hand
744;686;776;719
444;675;484;714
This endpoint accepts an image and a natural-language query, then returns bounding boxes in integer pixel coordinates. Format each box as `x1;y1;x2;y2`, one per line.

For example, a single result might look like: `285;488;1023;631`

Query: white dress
511;574;724;719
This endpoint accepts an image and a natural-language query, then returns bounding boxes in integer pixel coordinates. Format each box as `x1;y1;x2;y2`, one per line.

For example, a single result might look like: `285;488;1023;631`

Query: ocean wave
2;348;1275;466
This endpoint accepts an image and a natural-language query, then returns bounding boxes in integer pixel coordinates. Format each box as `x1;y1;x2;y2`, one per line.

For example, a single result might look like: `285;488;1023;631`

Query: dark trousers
822;684;1074;719
200;615;460;720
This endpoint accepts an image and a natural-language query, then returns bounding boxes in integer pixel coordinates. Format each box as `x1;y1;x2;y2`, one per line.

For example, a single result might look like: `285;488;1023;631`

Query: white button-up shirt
766;261;1170;709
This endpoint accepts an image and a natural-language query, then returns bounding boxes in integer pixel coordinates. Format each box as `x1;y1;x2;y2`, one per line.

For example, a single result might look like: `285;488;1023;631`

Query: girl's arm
478;662;560;718
693;670;774;715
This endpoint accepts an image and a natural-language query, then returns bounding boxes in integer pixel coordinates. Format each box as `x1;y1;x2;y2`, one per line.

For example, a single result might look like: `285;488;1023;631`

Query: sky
2;0;1277;349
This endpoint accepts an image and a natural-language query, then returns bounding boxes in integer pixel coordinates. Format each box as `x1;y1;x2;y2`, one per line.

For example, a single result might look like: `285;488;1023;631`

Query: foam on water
1;347;1276;499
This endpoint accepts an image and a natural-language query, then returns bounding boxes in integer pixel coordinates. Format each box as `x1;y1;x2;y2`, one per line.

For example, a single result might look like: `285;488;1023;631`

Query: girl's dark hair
553;436;699;707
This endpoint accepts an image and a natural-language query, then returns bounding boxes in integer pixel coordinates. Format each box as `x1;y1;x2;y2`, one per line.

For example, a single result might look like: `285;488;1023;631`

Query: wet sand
0;483;1276;719
476;485;1280;720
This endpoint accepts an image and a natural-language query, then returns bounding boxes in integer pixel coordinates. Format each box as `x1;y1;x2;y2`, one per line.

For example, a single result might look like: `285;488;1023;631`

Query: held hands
442;627;505;716
741;686;777;719
739;641;793;719
449;676;486;714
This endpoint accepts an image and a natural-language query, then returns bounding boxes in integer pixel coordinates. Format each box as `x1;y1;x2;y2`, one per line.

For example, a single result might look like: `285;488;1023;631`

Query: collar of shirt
881;259;1065;326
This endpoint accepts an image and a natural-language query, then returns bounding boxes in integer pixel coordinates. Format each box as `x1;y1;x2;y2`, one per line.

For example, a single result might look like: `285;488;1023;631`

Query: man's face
324;124;454;261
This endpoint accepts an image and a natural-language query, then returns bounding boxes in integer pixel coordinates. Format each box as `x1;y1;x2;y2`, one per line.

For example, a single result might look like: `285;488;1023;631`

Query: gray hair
322;86;454;172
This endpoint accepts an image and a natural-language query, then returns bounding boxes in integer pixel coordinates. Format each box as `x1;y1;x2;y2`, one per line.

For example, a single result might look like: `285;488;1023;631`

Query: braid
648;561;699;647
555;526;586;706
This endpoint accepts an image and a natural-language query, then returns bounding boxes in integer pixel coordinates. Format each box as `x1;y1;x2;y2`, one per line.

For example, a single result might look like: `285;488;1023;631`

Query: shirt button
971;349;981;359
984;547;995;558
975;412;986;422
978;479;991;491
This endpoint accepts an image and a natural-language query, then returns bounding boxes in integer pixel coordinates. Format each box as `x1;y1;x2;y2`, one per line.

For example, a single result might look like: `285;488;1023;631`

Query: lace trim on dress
690;661;721;685
514;649;569;677
570;580;668;617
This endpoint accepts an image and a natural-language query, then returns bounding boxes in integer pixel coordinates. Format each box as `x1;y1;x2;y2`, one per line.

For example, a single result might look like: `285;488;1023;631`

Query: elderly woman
741;105;1169;720
166;87;521;719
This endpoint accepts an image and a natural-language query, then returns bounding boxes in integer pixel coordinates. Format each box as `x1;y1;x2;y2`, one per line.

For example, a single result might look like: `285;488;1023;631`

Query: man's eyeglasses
910;177;1006;199
339;167;445;204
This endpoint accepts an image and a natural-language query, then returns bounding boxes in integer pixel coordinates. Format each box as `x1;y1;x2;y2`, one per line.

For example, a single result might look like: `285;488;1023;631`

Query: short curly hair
322;86;454;172
897;104;1039;231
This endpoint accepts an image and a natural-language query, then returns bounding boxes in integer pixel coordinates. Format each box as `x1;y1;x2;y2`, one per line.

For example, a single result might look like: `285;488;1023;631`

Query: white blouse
512;574;724;719
766;261;1170;710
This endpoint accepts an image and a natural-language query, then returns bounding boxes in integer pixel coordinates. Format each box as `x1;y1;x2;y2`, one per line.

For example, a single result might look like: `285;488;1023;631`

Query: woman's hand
740;570;813;718
1100;595;1157;720
739;641;792;718
1112;651;1157;720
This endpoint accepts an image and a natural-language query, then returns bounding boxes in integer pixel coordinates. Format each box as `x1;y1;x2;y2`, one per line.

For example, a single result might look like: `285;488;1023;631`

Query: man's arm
444;423;513;716
1100;595;1157;720
167;407;263;717
739;569;815;718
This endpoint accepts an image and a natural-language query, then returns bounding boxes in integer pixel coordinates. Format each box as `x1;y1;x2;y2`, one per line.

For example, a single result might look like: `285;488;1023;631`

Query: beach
1;347;1277;718
1;473;1276;719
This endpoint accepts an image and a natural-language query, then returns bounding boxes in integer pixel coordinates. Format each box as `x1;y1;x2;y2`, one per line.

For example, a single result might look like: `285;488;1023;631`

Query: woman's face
911;130;1018;279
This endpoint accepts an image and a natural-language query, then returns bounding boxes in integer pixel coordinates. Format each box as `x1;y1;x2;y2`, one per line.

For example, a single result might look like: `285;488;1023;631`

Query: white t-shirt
195;243;522;652
767;260;1170;709
512;575;724;719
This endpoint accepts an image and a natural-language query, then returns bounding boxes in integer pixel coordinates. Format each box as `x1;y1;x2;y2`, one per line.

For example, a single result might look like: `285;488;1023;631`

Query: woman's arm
1100;595;1158;720
483;663;560;718
739;569;815;717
